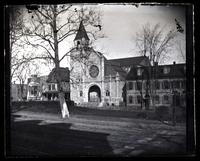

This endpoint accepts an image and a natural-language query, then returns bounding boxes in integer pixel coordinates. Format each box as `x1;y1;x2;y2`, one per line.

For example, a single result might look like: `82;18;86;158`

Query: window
162;80;170;89
52;84;56;90
154;95;160;104
137;68;143;76
155;81;160;90
33;86;37;95
163;67;170;74
175;81;180;89
137;95;142;104
80;91;83;97
30;86;37;96
163;95;169;104
129;95;133;104
171;80;181;89
106;90;110;96
48;84;51;91
136;82;142;90
128;82;133;90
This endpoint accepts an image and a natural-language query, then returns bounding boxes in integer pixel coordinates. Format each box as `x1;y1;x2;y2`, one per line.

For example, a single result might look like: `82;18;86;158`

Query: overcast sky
95;4;186;58
58;4;186;68
15;4;186;78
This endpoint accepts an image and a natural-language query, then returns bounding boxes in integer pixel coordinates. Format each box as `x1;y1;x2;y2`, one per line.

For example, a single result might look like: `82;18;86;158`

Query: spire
74;21;90;41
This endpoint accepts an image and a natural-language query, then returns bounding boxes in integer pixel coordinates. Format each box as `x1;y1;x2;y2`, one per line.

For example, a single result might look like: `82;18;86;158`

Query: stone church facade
70;21;150;107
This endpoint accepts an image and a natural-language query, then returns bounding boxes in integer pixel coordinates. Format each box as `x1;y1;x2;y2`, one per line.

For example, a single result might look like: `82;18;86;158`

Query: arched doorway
88;85;101;102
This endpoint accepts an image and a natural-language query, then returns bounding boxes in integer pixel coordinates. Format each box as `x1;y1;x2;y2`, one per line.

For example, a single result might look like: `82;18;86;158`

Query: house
27;68;70;101
42;67;70;101
126;62;186;109
27;75;44;100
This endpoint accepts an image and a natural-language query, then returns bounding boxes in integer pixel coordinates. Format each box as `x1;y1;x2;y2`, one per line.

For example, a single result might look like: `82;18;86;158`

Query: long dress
59;92;69;118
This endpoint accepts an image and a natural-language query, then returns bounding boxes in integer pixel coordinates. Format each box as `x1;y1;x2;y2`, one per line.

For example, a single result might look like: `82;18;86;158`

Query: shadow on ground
8;115;114;157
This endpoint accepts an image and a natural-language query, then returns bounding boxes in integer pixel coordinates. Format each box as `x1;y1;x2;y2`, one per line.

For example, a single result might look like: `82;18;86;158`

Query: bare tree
11;4;103;118
135;22;184;108
175;37;186;62
135;23;179;66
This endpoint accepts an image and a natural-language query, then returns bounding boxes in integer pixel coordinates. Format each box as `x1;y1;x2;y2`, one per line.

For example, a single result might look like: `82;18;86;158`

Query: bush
155;106;170;121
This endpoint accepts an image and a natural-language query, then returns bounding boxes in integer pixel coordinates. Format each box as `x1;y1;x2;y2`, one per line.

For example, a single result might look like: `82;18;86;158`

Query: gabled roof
74;21;90;41
107;56;150;67
126;66;150;80
126;63;186;80
104;56;150;79
154;64;186;79
104;59;127;79
47;67;70;83
27;76;40;84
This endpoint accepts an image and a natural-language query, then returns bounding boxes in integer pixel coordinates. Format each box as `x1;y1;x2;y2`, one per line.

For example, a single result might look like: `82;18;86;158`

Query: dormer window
163;67;170;74
137;68;143;76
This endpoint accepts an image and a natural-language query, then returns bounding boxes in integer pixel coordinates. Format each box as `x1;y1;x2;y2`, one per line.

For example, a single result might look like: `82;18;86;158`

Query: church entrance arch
88;85;101;102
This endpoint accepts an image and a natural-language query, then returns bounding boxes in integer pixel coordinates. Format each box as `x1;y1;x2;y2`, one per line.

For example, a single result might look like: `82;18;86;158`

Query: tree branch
58;29;77;43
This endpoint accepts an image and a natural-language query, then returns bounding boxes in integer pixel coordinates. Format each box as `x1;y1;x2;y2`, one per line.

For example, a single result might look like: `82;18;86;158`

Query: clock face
89;65;99;78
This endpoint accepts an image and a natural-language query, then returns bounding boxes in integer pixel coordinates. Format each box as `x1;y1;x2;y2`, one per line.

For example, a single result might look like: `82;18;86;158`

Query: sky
59;4;186;68
12;4;187;80
94;4;186;59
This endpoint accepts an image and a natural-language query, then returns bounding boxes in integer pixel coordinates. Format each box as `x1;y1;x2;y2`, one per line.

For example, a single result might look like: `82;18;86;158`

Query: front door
88;85;101;102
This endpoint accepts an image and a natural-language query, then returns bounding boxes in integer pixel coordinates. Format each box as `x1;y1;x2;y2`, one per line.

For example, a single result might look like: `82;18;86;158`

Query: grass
11;101;186;123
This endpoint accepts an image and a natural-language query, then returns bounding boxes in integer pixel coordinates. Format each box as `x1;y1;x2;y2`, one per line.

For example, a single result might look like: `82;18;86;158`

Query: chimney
173;61;176;65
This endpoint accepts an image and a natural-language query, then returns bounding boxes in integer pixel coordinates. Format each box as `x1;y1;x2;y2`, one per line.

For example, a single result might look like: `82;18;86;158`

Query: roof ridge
107;55;147;61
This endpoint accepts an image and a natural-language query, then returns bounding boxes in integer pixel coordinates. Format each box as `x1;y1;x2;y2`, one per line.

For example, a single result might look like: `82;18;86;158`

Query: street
9;107;186;157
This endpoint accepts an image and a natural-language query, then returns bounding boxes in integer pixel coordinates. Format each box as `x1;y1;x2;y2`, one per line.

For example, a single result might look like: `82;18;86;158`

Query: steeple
74;21;90;48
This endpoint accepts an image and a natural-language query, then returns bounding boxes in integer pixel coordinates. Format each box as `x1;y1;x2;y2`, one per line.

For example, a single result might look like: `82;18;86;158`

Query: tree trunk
53;5;69;118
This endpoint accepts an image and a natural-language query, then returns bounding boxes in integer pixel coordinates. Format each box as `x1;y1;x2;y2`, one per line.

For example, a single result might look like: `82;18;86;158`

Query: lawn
7;101;187;157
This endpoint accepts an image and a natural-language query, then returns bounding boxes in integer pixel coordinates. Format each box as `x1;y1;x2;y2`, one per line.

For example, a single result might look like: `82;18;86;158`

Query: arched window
106;90;110;96
80;91;83;97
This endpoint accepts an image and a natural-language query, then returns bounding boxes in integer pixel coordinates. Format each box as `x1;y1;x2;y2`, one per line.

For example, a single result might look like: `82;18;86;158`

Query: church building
70;21;150;107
